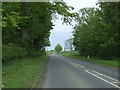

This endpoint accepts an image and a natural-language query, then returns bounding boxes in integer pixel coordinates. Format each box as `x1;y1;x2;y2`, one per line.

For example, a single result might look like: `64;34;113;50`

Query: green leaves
2;45;27;61
73;2;119;59
2;2;78;54
54;44;62;53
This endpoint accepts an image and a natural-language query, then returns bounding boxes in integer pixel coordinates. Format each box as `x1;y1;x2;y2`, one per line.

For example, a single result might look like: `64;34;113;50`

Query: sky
47;0;98;51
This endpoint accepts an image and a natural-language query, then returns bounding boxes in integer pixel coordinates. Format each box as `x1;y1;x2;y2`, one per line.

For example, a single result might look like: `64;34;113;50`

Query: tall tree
73;2;119;59
73;8;102;56
97;2;119;58
64;38;74;51
2;2;77;54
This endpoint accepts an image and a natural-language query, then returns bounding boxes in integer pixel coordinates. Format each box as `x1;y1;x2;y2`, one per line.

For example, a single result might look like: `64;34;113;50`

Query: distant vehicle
49;52;55;55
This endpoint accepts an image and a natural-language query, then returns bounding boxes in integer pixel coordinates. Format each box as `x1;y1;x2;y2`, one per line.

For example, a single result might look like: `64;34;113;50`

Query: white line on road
69;62;73;65
85;70;120;88
67;61;85;68
76;64;84;68
73;64;78;67
112;82;119;84
62;59;119;88
92;70;119;82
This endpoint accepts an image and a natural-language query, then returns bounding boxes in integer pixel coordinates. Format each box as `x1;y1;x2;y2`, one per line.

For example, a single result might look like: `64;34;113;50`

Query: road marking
62;59;119;88
112;82;119;84
92;70;119;82
69;62;84;68
76;64;84;68
67;61;85;68
73;64;78;67
69;62;73;65
85;70;120;88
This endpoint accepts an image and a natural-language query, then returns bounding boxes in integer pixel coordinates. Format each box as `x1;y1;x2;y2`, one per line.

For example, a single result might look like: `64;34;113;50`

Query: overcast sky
47;0;98;51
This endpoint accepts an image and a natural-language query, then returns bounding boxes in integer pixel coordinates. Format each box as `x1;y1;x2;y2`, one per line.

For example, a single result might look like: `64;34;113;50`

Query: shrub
2;45;27;61
27;49;46;57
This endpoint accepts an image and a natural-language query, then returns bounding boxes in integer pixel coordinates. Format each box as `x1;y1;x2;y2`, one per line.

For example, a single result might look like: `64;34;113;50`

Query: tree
73;8;101;57
2;2;77;53
64;38;74;51
97;2;119;58
54;44;62;53
73;2;120;59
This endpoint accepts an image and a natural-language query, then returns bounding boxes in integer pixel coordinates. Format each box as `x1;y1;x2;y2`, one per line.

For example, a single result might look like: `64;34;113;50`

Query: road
42;54;119;88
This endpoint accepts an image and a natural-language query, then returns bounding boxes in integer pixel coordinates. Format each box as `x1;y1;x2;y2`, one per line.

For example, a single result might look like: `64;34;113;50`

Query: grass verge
2;55;49;88
62;55;119;68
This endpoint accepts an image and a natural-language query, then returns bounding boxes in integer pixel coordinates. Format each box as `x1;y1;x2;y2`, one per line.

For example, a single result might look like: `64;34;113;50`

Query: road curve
42;54;119;88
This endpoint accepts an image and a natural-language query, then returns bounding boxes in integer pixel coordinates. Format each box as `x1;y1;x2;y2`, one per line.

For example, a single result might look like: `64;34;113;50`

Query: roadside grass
58;51;79;56
2;55;49;88
58;51;119;68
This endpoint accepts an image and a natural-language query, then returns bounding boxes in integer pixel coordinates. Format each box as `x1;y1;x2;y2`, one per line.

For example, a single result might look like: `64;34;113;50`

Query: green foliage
2;45;27;61
73;8;101;56
73;2;119;59
2;2;77;59
27;49;46;57
54;44;62;53
59;51;79;56
2;3;22;28
97;2;119;58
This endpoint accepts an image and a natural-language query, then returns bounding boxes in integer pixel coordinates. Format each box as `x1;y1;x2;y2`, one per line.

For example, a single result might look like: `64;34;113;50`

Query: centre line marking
73;65;78;67
92;70;118;82
77;64;84;68
63;59;119;88
85;70;120;88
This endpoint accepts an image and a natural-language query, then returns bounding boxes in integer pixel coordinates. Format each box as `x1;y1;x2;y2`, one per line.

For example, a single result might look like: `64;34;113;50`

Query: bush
27;49;46;57
2;45;27;61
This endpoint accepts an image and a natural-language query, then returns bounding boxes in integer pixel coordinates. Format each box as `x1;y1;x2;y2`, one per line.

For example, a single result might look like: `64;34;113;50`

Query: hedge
2;45;27;61
27;49;46;57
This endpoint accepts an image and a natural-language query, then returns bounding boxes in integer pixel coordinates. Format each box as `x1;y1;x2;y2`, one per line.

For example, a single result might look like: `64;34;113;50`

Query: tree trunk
22;27;29;38
21;2;29;39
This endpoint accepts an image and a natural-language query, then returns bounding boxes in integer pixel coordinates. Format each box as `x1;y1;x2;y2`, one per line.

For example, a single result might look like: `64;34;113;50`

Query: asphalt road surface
42;54;119;88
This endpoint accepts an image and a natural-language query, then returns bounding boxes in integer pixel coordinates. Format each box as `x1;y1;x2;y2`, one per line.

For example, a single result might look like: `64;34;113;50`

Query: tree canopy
73;2;119;59
64;38;74;51
54;44;62;53
2;2;77;56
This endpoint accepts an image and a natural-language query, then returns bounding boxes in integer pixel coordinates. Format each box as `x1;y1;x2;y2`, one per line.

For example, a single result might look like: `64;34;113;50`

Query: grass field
2;55;49;88
59;51;119;68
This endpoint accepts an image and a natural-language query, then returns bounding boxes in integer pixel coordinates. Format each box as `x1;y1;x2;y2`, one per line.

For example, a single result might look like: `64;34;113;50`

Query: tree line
73;2;119;59
2;2;77;61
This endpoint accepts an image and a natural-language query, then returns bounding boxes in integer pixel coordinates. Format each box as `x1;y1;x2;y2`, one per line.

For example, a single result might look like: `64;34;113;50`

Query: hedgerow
2;45;27;61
